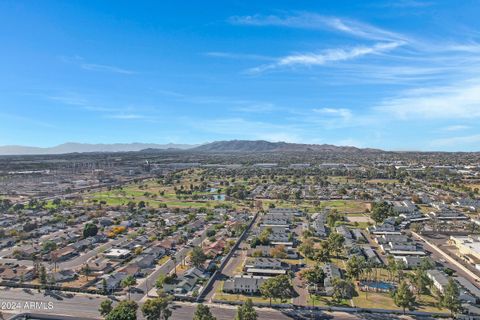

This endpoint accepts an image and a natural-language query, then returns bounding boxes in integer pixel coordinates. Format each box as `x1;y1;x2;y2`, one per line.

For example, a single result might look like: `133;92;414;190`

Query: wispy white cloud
48;92;149;120
60;56;135;75
107;114;145;120
0;112;55;128
441;125;471;132
248;42;403;73
322;18;408;42
229;13;408;42
441;43;480;54
225;12;480;86
378;0;434;8
430;134;480;149
335;138;364;148
376;81;480;119
234;103;278;114
80;63;135;74
49;93;115;112
312;107;353;121
228;13;410;74
156;89;186;98
188;117;303;142
299;107;378;130
204;52;274;61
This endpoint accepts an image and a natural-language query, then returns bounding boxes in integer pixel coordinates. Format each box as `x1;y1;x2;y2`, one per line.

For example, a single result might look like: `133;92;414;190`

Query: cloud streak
188;117;304;143
248;42;403;73
107;114;145;120
376;81;480;119
80;63;135;74
430;134;480;149
61;56;135;75
229;13;408;42
313;107;353;121
442;125;471;132
48;93;148;120
204;52;274;61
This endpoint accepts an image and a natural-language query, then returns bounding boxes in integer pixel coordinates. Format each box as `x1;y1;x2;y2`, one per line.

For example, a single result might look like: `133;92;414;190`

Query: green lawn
280;258;303;265
365;179;399;185
43;200;73;209
353;290;444;313
157;255;170;266
341;221;371;229
327;176;355;184
317;200;367;213
163;201;210;208
307;295;350;307
353;290;401;310
88;192;246;209
416;294;445;313
87;175;256;210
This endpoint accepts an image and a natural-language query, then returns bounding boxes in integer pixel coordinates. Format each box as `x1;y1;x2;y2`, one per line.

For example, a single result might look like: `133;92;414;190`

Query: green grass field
365;179;399;185
353;290;444;313
307;295;350;307
317;200;367;213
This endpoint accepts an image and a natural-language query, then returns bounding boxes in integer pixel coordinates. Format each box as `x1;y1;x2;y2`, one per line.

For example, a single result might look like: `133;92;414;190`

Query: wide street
131;227;209;301
0;287;398;320
0;287;104;319
412;232;480;289
170;302;370;320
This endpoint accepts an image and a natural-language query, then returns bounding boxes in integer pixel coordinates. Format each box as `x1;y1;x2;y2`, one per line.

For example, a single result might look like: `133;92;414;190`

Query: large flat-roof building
223;275;269;294
450;235;480;270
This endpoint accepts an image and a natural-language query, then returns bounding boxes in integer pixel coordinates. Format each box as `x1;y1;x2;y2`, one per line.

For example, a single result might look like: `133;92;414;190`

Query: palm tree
363;260;373;300
171;256;177;275
121;275;137;300
83;264;92;281
48;274;56;290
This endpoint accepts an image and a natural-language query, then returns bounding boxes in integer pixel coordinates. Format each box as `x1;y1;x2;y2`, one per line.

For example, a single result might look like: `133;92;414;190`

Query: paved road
170;301;366;320
203;245;245;302
58;236;128;270
170;302;301;320
0;258;34;267
413;232;480;289
0;287;103;319
131;227;209;301
0;287;438;320
292;218;309;306
202;214;259;302
0;288;376;320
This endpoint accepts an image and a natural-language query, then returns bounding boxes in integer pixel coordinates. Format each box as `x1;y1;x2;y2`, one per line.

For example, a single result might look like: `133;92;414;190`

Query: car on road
44;290;63;300
130;287;145;294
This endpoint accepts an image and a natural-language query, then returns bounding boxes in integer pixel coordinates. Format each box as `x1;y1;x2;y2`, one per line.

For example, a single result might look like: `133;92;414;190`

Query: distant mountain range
0;142;197;155
0;140;384;155
190;140;382;153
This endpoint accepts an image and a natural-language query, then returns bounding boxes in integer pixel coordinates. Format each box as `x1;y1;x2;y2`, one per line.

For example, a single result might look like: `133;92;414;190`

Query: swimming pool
359;281;395;291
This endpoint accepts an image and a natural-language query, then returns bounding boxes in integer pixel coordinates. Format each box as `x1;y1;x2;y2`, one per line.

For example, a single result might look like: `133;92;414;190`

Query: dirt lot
346;215;373;223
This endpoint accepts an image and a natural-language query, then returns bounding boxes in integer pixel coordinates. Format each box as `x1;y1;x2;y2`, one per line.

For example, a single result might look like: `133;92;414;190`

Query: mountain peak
191;140;381;153
0;142;197;156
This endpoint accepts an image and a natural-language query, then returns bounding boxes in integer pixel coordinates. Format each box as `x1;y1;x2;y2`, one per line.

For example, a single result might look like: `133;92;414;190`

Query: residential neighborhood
2;147;480;320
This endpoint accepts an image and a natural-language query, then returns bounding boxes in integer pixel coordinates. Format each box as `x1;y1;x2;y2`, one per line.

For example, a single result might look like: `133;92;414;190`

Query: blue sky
1;0;480;151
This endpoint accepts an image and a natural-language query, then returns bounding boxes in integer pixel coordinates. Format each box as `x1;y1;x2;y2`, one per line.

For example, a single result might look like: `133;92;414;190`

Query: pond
212;194;225;201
